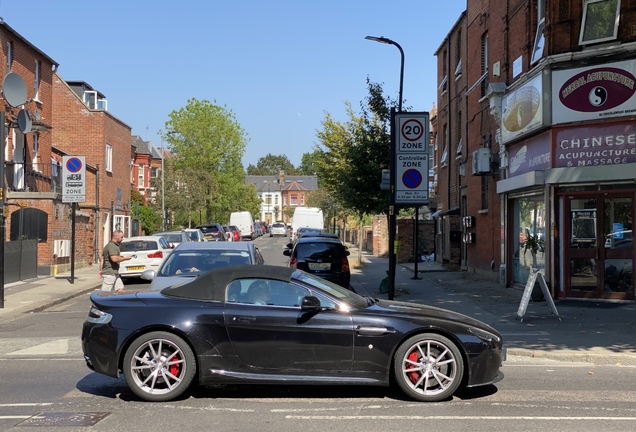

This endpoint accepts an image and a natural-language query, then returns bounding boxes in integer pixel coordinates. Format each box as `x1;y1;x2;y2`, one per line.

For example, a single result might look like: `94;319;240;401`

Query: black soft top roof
160;265;296;301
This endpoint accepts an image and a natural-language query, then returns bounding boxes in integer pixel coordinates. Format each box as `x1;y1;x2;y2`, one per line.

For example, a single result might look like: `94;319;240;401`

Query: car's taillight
290;257;298;269
147;251;163;259
342;257;350;273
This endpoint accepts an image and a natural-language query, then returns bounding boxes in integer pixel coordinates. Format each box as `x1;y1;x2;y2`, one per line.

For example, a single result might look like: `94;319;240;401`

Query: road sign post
394;112;429;280
62;156;86;284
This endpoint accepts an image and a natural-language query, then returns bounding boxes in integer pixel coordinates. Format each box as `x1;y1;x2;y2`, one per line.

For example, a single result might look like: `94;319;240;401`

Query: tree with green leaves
297;151;320;176
246;154;297;175
130;190;161;234
162;98;256;224
314;79;392;219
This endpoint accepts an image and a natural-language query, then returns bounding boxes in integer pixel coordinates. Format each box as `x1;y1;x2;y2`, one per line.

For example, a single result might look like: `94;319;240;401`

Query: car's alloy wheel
123;331;196;402
394;333;463;402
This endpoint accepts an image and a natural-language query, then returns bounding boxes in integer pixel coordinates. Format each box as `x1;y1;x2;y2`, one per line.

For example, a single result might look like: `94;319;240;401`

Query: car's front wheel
123;331;196;402
393;333;463;402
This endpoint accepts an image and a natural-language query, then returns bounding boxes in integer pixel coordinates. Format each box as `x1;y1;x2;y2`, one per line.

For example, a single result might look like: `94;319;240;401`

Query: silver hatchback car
270;222;287;237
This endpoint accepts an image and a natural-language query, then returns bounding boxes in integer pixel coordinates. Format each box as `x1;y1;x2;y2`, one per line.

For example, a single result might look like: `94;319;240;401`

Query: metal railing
3;162;62;193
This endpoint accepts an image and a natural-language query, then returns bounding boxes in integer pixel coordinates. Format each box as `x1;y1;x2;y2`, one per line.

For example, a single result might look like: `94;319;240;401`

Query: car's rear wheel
393;333;463;402
123;331;196;402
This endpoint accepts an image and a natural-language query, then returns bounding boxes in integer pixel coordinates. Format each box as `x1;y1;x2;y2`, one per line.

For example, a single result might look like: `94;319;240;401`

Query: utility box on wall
472;148;491;175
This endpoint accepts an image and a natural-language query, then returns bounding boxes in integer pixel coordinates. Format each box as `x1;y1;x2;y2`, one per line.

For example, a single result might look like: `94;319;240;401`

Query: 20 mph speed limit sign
394;112;429;205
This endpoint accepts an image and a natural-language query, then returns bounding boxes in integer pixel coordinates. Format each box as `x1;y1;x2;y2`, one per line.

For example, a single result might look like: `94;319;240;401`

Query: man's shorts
101;274;124;291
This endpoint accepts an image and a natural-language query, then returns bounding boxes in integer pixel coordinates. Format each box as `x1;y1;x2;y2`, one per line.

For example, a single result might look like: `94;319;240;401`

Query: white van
230;211;255;240
291;207;324;237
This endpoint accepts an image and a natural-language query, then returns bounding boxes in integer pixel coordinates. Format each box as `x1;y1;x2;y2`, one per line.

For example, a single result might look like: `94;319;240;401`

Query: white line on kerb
285;415;636;421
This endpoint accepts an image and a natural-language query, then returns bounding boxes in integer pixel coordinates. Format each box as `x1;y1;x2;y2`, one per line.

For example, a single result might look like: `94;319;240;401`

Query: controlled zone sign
62;155;86;203
395;112;429;205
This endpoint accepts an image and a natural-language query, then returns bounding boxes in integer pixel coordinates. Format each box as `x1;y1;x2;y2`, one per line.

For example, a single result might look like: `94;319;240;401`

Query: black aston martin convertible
82;265;504;402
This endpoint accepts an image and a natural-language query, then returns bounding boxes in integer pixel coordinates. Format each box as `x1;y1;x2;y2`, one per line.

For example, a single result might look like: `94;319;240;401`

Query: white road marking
6;339;69;356
0;416;32;419
0;403;53;407
285;415;636;420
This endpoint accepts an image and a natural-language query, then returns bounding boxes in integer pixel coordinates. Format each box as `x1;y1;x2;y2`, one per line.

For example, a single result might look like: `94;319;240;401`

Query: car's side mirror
285;243;293;249
301;296;321;311
345;250;350;257
283;249;291;256
141;270;155;281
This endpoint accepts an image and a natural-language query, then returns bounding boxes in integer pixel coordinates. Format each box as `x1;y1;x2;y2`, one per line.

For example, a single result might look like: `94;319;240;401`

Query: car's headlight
86;307;112;324
469;327;501;342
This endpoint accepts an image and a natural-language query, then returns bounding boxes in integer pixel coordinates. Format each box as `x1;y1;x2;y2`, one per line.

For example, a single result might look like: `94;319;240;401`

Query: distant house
246;173;318;224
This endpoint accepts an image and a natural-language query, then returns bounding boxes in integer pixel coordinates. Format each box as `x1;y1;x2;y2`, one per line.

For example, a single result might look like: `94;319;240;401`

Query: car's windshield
120;240;159;252
295;271;368;309
199;226;219;234
160;234;184;243
186;231;201;241
158;250;251;276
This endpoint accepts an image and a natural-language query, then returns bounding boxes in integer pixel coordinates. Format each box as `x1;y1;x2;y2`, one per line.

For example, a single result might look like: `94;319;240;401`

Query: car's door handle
355;326;396;336
234;316;256;323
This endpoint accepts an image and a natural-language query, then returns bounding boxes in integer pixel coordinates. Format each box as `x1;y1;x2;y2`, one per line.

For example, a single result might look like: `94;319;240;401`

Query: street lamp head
365;35;394;45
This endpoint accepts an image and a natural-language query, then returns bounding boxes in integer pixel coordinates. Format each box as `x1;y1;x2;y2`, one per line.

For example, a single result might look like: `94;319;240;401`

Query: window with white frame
33;133;39;171
580;0;621;45
532;0;546;64
300;195;305;206
106;144;113;172
138;164;145;188
7;41;12;72
34;60;41;101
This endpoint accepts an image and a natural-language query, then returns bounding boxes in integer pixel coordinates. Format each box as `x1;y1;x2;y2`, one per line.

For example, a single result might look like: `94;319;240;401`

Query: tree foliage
314;79;393;218
297;151;320;176
162;98;257;225
246;154;296;175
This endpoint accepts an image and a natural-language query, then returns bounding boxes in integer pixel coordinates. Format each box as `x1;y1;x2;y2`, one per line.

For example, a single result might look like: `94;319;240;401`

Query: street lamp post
365;35;410;300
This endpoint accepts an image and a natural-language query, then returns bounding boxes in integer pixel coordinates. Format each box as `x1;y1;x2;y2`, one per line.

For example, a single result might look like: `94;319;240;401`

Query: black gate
4;240;38;284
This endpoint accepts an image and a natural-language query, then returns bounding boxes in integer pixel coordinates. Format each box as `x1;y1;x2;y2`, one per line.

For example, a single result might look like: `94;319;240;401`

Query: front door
565;194;634;300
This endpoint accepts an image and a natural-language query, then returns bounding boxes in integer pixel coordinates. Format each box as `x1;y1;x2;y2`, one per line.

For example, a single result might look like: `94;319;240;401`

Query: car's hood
368;299;500;335
148;275;199;291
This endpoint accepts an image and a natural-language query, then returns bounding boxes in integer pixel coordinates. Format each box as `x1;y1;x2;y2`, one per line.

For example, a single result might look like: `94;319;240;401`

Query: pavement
2;253;636;365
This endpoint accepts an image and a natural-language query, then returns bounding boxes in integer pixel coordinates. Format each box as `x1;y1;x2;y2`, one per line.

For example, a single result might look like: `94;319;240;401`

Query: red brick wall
52;75;132;253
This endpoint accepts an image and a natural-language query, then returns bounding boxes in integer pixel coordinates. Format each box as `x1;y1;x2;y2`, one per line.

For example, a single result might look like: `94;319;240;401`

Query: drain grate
0;323;34;332
17;412;111;427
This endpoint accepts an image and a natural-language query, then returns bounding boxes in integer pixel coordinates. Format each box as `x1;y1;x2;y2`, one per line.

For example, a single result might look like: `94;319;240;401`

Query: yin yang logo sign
588;86;607;107
559;67;636;112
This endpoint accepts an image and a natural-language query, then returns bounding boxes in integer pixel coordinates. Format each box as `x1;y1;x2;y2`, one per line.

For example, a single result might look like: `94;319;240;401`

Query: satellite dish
2;72;28;107
17;109;32;134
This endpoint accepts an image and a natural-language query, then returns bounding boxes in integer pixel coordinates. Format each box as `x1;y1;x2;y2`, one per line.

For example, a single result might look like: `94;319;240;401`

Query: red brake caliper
169;352;181;377
407;351;420;383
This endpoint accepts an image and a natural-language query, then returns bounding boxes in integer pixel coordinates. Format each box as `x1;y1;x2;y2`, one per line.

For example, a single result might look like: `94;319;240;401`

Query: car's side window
310;291;338;310
268;280;309;307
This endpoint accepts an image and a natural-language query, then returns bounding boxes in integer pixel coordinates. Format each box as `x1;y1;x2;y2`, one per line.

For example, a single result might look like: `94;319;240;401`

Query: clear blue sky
1;0;466;169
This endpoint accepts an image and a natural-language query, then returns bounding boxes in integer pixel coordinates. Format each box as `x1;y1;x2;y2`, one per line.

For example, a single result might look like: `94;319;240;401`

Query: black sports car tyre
123;331;196;402
393;333;464;402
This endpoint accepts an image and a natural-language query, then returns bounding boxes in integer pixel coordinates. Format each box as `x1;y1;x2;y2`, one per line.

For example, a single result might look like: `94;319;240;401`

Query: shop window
512;195;546;285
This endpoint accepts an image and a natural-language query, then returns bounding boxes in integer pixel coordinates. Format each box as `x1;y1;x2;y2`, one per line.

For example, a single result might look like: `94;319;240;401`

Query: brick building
436;0;636;300
131;135;162;205
1;21;65;277
246;173;318;224
52;76;133;269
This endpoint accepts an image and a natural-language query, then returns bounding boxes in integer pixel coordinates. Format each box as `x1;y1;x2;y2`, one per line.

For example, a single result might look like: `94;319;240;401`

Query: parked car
230;211;255;240
196;223;226;242
153;230;191;248
229;225;241;242
184;228;206;242
118;236;173;279
83;265;504;403
141;241;265;291
270;222;287;237
292;227;322;244
284;235;351;289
